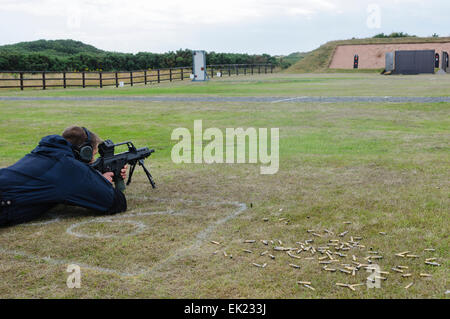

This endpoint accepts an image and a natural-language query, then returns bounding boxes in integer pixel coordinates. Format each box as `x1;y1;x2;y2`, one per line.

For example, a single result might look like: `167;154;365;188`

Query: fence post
258;66;261;74
265;65;267;74
82;72;85;88
20;72;24;90
63;72;66;88
99;72;103;88
244;66;246;75
211;67;214;78
115;72;118;87
157;69;160;83
130;71;133;86
42;72;46;90
228;66;231;76
251;65;254;75
169;68;172;82
144;70;147;85
181;68;184;81
270;64;273;73
236;66;239;76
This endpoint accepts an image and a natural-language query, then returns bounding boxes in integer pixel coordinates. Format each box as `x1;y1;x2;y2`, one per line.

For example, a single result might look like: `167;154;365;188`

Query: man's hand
120;165;128;180
102;172;114;184
102;165;127;184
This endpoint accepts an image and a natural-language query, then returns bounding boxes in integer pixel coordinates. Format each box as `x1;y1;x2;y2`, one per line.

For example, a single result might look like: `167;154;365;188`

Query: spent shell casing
297;281;312;285
287;252;301;259
425;261;441;266
405;282;414;289
289;263;301;269
260;251;268;256
425;257;436;262
269;254;275;259
423;248;435;252
278;240;283;245
312;233;322;237
262;263;267;268
274;246;289;251
391;268;404;273
252;263;263;268
406;254;419;258
263;218;269;222
211;241;221;245
243;249;253;253
375;276;387;281
261;240;269;245
397;265;408;269
223;251;228;257
344;221;352;225
379;232;387;235
304;284;315;291
339;269;352;274
339;231;349;237
402;273;412;277
244;240;256;243
323;267;336;272
335;283;349;287
319;261;332;264
419;273;432;277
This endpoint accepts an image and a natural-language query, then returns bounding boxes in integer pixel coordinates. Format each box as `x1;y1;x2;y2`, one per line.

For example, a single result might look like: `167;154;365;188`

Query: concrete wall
329;42;450;69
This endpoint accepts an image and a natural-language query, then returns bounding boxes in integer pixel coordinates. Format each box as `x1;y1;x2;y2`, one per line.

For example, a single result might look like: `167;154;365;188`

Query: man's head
62;126;103;163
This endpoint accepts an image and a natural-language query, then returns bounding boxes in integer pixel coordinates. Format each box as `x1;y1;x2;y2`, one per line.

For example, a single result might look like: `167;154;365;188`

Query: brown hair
62;126;102;149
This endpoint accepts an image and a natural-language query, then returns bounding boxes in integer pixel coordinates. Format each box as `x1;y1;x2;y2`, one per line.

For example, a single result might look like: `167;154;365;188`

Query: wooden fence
0;64;274;90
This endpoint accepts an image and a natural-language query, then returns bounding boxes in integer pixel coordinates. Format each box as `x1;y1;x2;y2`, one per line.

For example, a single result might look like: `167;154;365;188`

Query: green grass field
0;73;448;298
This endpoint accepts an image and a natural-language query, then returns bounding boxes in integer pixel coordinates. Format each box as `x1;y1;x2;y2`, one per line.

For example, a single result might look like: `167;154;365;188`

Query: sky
1;0;449;55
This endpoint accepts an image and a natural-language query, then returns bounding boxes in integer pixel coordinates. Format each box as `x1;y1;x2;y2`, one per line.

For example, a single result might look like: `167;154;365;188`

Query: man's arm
61;158;127;214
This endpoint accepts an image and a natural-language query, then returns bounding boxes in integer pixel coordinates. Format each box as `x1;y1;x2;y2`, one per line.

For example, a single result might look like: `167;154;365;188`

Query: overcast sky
1;0;449;55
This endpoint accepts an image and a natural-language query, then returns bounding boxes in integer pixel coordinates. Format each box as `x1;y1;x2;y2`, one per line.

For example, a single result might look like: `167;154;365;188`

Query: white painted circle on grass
66;219;146;239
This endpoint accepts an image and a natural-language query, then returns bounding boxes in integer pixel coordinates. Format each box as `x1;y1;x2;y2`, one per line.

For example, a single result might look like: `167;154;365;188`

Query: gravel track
1;96;449;103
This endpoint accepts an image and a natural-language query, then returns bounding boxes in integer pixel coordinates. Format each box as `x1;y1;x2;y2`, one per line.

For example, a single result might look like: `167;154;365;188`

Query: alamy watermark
366;264;382;289
366;4;381;29
171;120;279;174
66;264;81;288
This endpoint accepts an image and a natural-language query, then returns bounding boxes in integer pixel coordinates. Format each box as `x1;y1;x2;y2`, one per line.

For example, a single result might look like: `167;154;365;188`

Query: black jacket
0;135;126;226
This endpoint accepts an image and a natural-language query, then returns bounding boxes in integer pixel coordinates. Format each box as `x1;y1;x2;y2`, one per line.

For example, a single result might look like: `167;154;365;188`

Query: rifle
91;139;156;192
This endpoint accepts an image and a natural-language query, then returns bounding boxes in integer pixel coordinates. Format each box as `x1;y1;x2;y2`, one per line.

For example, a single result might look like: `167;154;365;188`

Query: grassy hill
286;36;450;73
0;39;105;56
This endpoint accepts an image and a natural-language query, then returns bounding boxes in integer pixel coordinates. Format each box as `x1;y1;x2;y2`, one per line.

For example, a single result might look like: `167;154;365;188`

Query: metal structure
385;52;395;72
392;50;435;74
442;51;449;72
192;50;207;81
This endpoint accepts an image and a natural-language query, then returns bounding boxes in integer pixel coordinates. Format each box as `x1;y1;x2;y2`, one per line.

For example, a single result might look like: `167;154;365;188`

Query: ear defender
73;127;93;163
